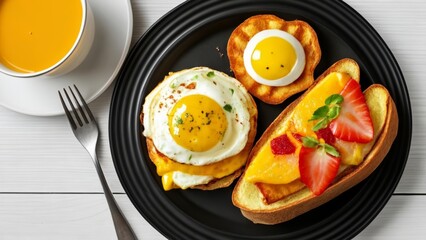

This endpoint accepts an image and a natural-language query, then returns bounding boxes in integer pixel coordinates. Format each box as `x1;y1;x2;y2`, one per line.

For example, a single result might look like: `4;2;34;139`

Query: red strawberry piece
270;134;296;155
292;133;304;142
299;146;341;195
315;127;336;145
329;79;374;143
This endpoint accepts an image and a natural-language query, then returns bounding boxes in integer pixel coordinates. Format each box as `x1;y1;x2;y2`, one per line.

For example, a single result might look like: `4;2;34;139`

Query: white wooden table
0;0;424;239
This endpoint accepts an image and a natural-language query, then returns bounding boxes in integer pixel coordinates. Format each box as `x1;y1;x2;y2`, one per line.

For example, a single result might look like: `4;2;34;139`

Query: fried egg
171;171;213;189
243;29;306;87
142;67;252;167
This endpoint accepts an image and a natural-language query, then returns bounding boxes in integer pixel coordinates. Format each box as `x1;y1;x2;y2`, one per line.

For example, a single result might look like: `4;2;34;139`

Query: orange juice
0;0;83;73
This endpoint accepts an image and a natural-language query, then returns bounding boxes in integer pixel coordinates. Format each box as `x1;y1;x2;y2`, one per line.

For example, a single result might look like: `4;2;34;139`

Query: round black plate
109;0;411;239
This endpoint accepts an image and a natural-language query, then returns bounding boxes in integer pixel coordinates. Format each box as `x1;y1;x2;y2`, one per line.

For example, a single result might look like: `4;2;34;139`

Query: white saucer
0;0;133;116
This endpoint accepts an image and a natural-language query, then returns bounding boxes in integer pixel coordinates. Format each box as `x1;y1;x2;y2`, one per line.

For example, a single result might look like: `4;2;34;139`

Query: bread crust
232;59;399;224
227;14;321;104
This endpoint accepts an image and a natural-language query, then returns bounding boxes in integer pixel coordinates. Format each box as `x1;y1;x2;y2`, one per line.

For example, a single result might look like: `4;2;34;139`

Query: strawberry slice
299;146;341;195
292;133;304;142
329;79;374;143
315;127;336;145
270;134;296;155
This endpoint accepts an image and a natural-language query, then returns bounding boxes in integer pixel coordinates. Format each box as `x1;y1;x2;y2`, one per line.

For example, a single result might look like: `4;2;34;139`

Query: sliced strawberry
299;146;341;195
292;133;304;143
329;79;374;143
315;127;336;145
270;134;296;155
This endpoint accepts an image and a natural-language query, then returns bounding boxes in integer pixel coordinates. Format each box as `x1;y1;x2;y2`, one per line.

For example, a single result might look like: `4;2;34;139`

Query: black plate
109;0;412;239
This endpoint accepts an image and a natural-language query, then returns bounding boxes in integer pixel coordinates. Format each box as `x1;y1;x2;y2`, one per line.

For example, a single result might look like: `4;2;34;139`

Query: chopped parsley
176;117;183;125
302;136;340;157
207;71;215;78
170;81;177;89
223;104;232;112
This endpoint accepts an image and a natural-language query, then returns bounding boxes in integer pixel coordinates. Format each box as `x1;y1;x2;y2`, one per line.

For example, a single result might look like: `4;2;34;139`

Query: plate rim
110;0;412;239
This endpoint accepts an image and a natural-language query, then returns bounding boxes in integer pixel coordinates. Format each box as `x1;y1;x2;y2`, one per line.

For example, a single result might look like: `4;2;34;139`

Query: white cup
0;0;95;78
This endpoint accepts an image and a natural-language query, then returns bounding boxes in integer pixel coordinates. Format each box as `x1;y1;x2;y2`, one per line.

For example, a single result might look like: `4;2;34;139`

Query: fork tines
58;85;95;130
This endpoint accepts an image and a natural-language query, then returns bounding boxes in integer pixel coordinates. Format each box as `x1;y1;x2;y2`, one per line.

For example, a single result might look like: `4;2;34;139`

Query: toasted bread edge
232;59;398;224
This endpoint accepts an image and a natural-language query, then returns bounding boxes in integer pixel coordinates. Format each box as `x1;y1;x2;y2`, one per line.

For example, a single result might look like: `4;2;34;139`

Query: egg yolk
250;36;297;80
168;94;227;152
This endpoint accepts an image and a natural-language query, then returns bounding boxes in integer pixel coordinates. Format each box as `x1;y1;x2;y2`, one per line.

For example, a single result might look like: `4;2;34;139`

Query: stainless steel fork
59;85;137;240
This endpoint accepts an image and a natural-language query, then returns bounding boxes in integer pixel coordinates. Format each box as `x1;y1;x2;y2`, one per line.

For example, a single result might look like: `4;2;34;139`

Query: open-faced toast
232;58;398;224
141;67;258;191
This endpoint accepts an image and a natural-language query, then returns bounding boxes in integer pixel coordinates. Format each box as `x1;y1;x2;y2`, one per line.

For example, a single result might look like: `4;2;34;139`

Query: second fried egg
243;29;306;87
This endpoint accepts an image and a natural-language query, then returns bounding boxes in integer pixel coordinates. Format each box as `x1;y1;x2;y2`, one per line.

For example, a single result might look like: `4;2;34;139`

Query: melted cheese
152;146;249;190
154;150;247;178
162;172;175;191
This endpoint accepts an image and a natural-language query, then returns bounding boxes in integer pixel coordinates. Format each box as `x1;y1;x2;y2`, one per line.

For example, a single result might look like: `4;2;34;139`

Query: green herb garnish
170;81;177;89
223;104;232;112
302;136;319;148
324;143;340;157
176;117;183;125
207;71;215;78
301;136;340;157
325;94;344;105
309;94;343;131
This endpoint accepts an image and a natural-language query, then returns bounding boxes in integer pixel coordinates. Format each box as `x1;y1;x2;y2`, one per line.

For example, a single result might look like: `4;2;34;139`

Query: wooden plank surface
0;194;424;240
0;194;164;240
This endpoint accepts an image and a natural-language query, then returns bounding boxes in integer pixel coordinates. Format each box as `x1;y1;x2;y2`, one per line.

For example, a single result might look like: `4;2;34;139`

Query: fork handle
92;154;137;240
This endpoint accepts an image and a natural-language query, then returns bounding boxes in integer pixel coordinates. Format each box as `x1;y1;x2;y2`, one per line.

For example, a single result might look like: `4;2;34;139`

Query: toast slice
227;14;321;104
232;58;398;224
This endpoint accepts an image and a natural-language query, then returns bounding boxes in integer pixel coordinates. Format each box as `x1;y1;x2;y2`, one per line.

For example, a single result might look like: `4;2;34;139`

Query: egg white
172;171;213;189
243;29;306;87
143;67;252;166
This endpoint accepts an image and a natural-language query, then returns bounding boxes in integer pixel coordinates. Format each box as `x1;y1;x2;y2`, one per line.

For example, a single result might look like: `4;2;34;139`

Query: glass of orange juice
0;0;95;78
